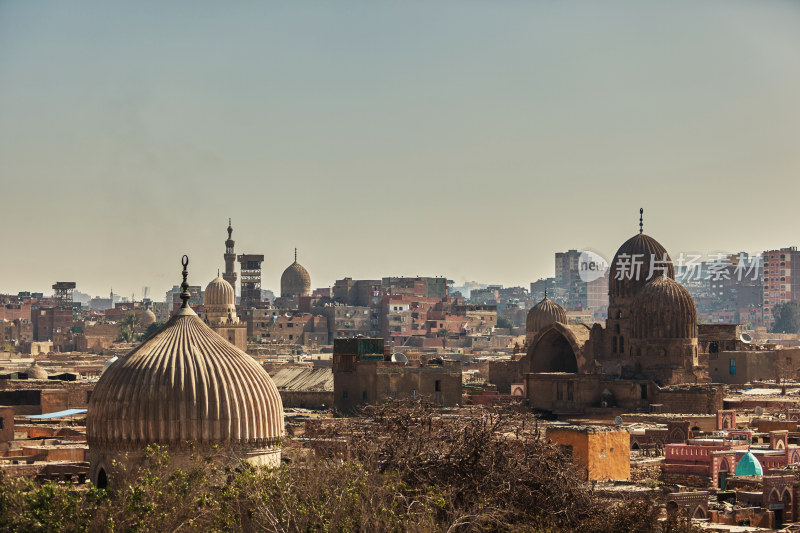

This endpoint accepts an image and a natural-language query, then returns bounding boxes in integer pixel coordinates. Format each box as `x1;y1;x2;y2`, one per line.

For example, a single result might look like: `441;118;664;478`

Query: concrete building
547;425;630;481
237;254;265;309
763;247;800;328
332;338;462;413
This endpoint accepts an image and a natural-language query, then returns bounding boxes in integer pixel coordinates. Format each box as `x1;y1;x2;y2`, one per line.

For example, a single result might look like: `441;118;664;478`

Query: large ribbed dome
609;233;674;300
526;296;567;335
204;276;235;306
280;261;311;298
631;276;697;339
87;306;284;449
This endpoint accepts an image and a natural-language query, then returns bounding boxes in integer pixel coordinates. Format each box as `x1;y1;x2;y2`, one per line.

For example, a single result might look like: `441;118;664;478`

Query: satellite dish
740;333;752;344
614;416;623;426
391;352;408;363
755;406;764;416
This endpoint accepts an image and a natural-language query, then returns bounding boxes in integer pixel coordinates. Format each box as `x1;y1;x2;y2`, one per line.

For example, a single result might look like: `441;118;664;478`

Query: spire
227;218;233;240
639;207;644;234
218;268;220;277
294;247;297;263
544;288;548;299
180;255;190;308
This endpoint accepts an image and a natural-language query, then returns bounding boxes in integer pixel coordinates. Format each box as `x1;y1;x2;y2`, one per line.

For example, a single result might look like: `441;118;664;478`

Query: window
0;417;3;430
729;358;736;375
435;380;441;392
567;382;574;401
362;391;367;401
342;390;348;399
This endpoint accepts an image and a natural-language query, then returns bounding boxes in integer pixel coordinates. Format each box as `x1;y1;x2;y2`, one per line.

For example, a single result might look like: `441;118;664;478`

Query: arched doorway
530;329;578;373
718;459;730;490
96;467;108;489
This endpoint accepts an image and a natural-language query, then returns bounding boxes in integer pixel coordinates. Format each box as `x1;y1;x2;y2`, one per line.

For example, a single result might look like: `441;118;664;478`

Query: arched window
612;337;617;353
619;336;624;353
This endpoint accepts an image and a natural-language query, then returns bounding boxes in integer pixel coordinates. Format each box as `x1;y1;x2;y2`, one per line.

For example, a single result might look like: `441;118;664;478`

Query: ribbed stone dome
87;306;284;450
609;233;674;300
631;276;697;339
204;276;235;307
280;261;311;298
526;296;567;335
735;451;763;477
140;309;157;326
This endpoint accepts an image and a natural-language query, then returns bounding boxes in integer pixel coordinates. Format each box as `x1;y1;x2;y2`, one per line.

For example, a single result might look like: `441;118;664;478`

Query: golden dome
631;276;697;339
526;295;567;335
88;309;283;450
204;276;235;307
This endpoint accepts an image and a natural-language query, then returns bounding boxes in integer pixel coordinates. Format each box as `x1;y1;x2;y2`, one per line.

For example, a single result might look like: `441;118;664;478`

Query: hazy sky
1;1;799;299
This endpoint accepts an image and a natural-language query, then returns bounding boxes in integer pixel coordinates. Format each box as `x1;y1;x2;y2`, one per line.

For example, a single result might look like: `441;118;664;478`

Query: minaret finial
227;218;233;239
639;208;643;234
180;255;190;308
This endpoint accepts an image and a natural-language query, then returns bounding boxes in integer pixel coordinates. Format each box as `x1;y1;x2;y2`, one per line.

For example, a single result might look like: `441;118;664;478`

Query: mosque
87;257;284;488
498;210;738;414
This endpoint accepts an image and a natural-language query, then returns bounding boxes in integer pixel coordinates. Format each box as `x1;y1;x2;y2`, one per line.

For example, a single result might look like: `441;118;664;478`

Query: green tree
117;313;142;343
496;315;513;329
772;302;800;334
143;321;165;340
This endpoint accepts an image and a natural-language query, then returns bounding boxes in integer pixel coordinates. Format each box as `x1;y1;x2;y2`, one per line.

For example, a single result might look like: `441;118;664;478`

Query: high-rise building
223;219;238;293
762;247;800;327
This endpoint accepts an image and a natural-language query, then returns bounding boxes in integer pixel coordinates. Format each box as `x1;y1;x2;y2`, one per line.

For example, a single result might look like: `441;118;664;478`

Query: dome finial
218;268;220;277
544;288;548;299
639;208;644;234
180;255;190;308
294;247;297;263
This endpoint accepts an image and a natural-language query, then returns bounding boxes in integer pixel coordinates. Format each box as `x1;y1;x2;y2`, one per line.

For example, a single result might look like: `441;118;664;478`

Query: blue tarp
26;408;87;419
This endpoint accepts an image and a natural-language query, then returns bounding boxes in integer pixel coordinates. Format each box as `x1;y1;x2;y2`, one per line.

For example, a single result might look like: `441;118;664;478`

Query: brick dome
140;309;157;326
526;295;567;335
631;276;697;339
280;261;311;298
609;233;675;301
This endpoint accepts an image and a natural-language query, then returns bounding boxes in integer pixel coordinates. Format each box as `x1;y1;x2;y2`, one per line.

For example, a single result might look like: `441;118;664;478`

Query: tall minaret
223;218;238;291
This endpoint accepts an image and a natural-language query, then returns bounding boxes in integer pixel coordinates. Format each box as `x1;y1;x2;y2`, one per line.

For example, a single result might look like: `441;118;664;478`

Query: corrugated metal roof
271;368;332;392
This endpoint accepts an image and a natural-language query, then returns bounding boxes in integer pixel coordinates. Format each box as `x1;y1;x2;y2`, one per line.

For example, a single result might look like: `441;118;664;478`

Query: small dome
609;233;674;301
205;276;235;306
27;363;48;380
140;309;157;326
101;356;118;375
526;296;567;335
281;261;311;298
87;306;284;449
735;451;763;477
631;276;697;339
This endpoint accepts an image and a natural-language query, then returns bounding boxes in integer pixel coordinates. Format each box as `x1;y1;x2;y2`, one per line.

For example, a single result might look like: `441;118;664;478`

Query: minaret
223;218;238;292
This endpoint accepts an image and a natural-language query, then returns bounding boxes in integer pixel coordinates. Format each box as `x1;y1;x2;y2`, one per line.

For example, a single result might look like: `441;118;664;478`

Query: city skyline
2;1;799;296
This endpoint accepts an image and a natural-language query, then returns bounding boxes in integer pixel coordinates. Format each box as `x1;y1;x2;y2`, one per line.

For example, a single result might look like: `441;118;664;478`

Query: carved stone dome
631;276;697;339
609;232;674;301
280;261;311;298
204;276;235;307
87;305;283;451
526;295;567;335
140;309;156;326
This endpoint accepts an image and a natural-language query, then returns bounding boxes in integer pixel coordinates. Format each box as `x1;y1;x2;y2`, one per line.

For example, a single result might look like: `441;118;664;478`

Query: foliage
496;315;513;329
142;321;164;341
0;404;700;532
772;301;800;334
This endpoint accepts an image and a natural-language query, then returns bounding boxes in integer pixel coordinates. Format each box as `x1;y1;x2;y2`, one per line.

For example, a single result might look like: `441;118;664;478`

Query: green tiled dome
735;451;763;477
